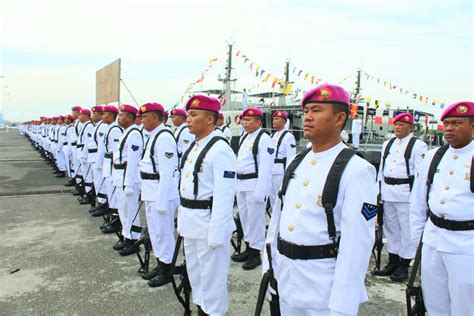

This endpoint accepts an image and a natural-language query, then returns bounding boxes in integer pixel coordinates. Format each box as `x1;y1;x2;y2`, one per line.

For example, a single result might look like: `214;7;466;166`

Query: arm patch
223;171;236;178
361;203;377;221
267;147;275;155
131;144;140;151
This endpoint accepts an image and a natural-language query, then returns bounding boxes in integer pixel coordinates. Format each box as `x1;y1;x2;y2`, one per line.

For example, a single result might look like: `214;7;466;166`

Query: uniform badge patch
267;148;275;154
99;132;104;136
165;152;174;159
131;145;140;151
361;203;377;221
87;133;92;137
291;144;296;148
223;171;236;178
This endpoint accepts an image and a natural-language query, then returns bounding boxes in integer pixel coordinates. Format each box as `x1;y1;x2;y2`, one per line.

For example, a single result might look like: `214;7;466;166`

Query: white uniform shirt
236;128;275;200
177;131;237;246
174;123;194;158
103;122;122;178
79;121;94;162
271;129;296;175
410;141;474;255
215;124;233;142
265;142;377;314
139;123;179;209
57;125;67;152
112;124;143;187
378;135;427;202
94;121;109;170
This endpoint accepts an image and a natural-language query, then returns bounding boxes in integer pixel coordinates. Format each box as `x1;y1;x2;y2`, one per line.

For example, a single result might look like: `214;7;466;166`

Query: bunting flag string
234;50;293;95
363;71;447;109
177;58;220;105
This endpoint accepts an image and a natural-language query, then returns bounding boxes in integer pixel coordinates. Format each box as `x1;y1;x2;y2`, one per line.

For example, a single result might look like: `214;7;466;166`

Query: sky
0;0;472;122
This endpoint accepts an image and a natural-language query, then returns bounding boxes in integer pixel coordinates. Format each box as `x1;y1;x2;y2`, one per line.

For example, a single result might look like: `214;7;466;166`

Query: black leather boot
390;258;411;282
142;259;161;280
119;239;139;256
113;237;127;251
242;248;262;270
147;262;173;287
374;253;400;276
231;242;250;262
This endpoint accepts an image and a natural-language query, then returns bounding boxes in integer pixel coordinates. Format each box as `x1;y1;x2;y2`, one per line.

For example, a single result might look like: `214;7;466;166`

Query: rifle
406;238;426;316
255;243;280;316
170;235;192;316
373;193;384;273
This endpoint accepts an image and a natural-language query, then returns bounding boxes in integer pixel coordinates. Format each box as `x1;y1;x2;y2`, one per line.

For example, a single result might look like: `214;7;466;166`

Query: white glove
124;186;134;196
208;240;219;249
265;284;277;302
253;194;266;204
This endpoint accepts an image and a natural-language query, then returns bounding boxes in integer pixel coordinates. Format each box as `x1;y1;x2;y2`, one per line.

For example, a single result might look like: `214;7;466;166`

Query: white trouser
81;162;94;193
383;201;415;259
106;179;119;210
421;244;474;316
145;199;178;264
236;190;266;251
56;150;66;171
280;300;330;316
269;173;284;211
184;237;230;316
63;148;72;177
352;132;360;148
93;167;107;204
117;183;141;240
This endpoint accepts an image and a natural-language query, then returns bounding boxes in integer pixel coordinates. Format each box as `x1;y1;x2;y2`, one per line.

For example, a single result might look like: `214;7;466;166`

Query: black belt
76;144;84;148
274;158;287;164
71;142;77;146
140;171;160;180
63;142;68;145
429;210;474;231
180;197;212;209
236;172;258;180
88;148;98;153
384;176;414;185
277;236;337;260
104;153;112;159
113;163;127;170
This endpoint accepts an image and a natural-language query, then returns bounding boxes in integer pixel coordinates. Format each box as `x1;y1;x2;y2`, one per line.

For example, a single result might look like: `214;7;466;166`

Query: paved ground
0;129;406;315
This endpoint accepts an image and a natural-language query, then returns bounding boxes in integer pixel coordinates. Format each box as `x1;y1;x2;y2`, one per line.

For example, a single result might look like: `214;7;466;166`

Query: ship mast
218;41;238;110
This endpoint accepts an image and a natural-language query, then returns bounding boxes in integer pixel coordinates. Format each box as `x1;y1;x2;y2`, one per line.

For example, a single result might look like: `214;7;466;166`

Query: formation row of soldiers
20;84;473;316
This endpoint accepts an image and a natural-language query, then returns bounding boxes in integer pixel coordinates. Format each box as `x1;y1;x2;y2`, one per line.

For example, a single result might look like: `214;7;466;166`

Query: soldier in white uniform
215;112;233;142
89;106;109;214
233;107;275;270
62;115;74;181
55;116;67;178
112;104;143;256
351;114;362;149
171;108;194;161
269;110;296;210
410;101;474;316
97;106;123;232
264;84;377;316
70;106;84;193
78;109;95;206
375;112;427;281
178;95;236;316
137;102;180;288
